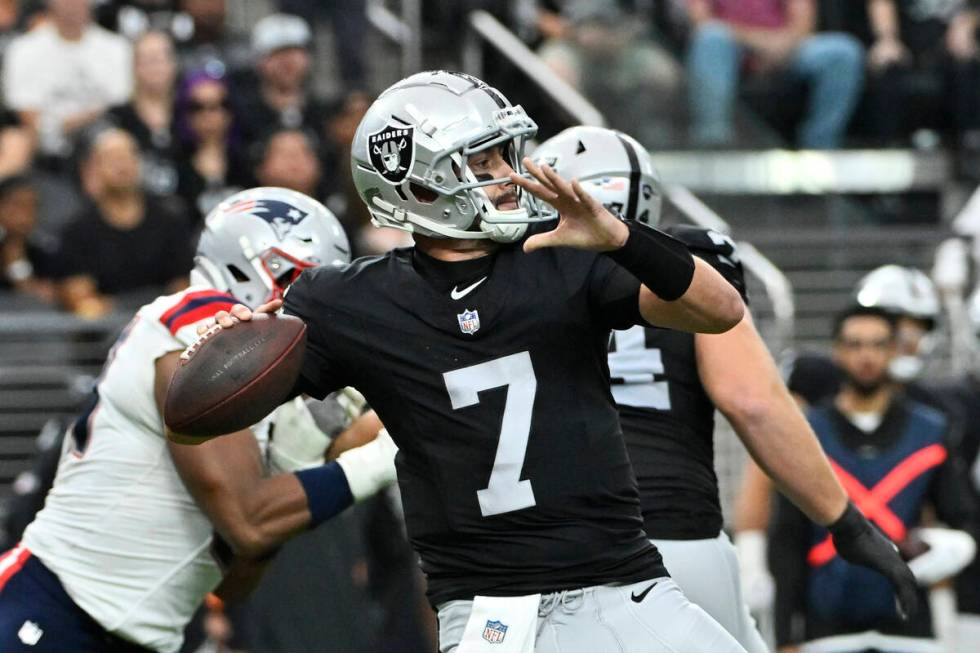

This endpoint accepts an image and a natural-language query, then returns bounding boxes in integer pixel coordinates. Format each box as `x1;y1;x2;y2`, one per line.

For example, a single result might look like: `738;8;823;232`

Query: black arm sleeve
930;437;979;534
283;269;349;400
769;492;811;647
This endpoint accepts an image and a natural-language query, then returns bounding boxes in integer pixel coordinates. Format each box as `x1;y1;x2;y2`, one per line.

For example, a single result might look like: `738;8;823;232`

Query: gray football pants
651;534;769;653
437;577;747;653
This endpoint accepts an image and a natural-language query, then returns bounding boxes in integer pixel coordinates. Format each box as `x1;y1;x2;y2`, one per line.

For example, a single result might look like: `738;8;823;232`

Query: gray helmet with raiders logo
351;70;552;242
192;187;350;307
531;126;662;226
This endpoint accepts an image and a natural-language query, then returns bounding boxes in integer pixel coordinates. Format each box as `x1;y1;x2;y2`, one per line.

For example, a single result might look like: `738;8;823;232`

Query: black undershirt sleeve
769;492;810;647
930;437;980;535
282;270;348;400
588;256;647;331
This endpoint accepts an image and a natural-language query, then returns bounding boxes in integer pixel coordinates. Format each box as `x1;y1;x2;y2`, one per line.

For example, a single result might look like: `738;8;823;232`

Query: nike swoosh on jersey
630;581;658;603
450;277;488;300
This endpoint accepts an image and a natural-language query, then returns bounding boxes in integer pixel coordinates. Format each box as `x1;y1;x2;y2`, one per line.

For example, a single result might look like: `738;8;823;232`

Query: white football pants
651;533;769;653
437;577;747;653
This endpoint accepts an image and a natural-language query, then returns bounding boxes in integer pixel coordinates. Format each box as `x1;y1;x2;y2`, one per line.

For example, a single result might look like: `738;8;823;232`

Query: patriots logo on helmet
368;124;415;184
226;199;309;240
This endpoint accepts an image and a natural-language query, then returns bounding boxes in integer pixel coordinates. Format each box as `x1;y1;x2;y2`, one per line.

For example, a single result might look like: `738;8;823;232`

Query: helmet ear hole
409;182;438;204
226;264;250;282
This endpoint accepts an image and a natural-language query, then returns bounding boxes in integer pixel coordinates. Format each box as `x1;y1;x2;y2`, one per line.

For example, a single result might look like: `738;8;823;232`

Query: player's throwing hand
511;157;629;254
199;299;282;334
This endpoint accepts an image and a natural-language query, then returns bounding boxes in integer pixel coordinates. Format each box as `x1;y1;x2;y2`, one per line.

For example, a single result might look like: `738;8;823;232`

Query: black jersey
283;239;666;604
609;226;748;540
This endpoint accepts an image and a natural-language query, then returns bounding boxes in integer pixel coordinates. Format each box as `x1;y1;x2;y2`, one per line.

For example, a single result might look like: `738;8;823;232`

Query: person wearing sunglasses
175;69;249;225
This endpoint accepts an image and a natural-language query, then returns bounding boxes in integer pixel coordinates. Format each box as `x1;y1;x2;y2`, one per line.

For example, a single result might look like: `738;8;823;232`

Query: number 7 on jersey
443;352;537;517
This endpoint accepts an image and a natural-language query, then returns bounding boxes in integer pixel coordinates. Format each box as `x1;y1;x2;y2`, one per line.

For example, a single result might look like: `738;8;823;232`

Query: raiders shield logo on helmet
368;123;415;184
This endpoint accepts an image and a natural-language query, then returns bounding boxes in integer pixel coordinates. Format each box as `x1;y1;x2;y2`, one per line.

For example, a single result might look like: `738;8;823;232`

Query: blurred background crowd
3;1;980;652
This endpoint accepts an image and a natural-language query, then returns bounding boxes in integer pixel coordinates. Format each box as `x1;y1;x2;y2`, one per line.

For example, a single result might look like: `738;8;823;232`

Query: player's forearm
639;257;744;334
697;315;845;526
730;386;847;526
212;553;274;602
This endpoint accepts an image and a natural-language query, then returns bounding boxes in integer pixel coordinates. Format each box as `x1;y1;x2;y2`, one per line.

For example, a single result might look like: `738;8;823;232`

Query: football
164;314;307;441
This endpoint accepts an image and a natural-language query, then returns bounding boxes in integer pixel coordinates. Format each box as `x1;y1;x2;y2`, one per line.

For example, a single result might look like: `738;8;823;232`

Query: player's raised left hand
511;157;629;254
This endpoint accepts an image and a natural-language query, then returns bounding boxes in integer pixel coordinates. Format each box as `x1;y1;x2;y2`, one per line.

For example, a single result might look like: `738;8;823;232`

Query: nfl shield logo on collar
482;619;507;643
457;309;480;335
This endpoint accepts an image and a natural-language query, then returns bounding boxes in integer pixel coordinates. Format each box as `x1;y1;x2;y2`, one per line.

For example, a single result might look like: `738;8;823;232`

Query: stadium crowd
1;2;980;653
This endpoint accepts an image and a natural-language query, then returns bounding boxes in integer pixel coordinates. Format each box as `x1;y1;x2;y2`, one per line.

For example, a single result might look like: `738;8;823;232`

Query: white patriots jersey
22;286;249;653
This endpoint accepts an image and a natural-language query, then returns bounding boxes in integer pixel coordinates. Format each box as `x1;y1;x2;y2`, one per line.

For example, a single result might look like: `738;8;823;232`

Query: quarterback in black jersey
533;126;922;651
208;72;751;652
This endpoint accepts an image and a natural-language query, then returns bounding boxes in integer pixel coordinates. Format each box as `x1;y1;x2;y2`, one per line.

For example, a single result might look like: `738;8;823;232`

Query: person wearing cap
235;13;328;149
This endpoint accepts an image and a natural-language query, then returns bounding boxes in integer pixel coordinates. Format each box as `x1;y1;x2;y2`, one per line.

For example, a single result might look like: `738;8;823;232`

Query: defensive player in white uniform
0;187;397;653
534;126;921;653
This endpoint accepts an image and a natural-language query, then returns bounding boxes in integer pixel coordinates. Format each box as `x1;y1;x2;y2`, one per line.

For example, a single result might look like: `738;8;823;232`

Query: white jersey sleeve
22;286;243;653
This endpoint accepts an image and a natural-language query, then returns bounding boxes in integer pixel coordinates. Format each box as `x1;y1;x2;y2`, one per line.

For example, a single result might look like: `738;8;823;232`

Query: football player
533;125;925;653
0;187;397;653
203;71;914;653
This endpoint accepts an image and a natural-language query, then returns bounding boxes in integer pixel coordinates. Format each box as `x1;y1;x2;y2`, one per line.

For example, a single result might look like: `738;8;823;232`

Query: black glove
829;501;919;620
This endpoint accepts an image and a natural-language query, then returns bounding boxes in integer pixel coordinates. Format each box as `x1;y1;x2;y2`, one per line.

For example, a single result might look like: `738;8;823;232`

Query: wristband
294;461;354;528
606;222;695;301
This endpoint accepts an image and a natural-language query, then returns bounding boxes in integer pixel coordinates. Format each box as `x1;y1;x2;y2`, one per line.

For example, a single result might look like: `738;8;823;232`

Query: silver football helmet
351;70;551;242
854;265;940;381
532;126;663;226
192;187;350;307
855;265;940;324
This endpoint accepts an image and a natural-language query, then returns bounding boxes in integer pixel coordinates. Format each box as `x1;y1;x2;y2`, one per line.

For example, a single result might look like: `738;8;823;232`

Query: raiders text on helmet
351;70;553;243
192;187;350;307
532;126;663;227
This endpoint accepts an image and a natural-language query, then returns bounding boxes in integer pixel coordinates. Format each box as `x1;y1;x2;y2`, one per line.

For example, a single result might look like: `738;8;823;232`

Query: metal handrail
463;10;605;127
664;185;796;354
366;0;422;78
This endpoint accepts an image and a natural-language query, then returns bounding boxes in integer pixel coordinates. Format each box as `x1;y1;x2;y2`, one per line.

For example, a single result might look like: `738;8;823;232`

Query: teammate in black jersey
204;71;751;653
533;125;923;652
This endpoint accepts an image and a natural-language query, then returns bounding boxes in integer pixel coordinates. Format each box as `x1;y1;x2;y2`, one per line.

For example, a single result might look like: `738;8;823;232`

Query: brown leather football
164;313;307;440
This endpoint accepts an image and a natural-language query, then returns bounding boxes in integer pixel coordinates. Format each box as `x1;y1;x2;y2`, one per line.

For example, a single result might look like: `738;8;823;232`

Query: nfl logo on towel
458;309;480;335
482;619;507;643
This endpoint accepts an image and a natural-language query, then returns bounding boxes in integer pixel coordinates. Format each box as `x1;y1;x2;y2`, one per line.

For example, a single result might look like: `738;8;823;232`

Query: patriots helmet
192;187;350;307
351;70;553;243
532;125;663;227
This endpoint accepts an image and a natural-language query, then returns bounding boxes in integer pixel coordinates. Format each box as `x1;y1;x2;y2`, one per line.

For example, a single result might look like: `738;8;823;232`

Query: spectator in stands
0;174;55;301
252;127;322;198
108;30;182;197
686;0;865;148
864;0;980;152
277;0;368;92
536;1;682;144
0;108;33;176
174;0;250;78
175;69;248;224
54;127;192;318
1;0;132;161
770;305;977;653
236;13;328;147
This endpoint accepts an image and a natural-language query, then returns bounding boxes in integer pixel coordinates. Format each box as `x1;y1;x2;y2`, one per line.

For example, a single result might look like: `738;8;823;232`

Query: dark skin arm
156;351;313;560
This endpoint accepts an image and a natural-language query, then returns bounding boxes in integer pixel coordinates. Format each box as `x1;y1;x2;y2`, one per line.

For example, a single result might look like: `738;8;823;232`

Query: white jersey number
608;326;671;410
443;352;537;517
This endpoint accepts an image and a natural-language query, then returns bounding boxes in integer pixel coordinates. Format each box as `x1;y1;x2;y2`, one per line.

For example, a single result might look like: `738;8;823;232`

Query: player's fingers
522;158;560;194
510;173;558;202
256;299;283;314
540;164;578;201
197;317;217;335
228;304;254;322
571;179;603;212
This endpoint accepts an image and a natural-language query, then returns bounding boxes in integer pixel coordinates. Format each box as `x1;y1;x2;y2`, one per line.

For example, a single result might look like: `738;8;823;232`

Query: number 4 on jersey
443;352;537;517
